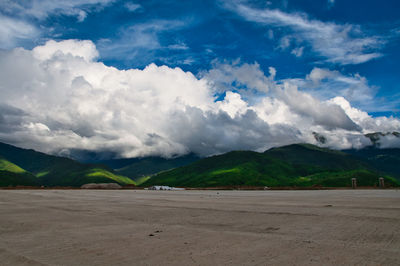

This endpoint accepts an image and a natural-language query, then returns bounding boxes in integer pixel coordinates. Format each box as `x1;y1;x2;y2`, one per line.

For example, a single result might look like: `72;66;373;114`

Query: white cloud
33;39;99;62
0;0;115;48
268;67;276;80
168;43;189;50
291;46;304;57
201;60;275;95
307;67;337;83
302;67;377;110
378;134;400;148
275;67;379;112
97;19;189;62
0;40;399;158
76;10;87;22
0;15;38;49
216;91;248;118
276;82;361;131
278;36;291;50
267;29;274;39
330;97;400;133
125;2;142;12
223;1;384;64
0;0;115;21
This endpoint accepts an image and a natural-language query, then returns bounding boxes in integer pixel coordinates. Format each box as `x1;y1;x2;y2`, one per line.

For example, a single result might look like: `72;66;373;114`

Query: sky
0;0;400;158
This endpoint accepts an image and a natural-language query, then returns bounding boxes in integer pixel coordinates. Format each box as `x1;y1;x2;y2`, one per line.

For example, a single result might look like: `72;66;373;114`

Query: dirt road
0;189;399;265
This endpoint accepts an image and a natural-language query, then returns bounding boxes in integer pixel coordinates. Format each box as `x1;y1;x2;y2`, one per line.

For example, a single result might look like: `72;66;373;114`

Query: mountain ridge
1;141;399;188
0;142;135;187
142;143;399;188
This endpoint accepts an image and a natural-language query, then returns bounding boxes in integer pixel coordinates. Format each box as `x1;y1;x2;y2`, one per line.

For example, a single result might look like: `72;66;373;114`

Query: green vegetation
85;168;135;185
113;154;200;179
0;142;135;187
292;170;398;187
343;147;400;180
0;158;26;173
265;144;366;170
134;176;151;185
36;171;49;177
0;170;40;187
142;144;400;188
1;141;399;188
0;158;39;186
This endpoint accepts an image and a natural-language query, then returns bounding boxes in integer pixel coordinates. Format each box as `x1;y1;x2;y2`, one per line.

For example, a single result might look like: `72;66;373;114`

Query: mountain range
143;144;399;188
0;142;134;187
0;139;399;188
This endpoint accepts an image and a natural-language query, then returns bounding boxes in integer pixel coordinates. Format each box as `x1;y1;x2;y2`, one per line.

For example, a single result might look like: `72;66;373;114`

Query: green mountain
0;158;39;186
0;142;135;187
265;144;367;170
113;154;200;183
142;144;399;188
2;141;399;188
71;153;200;185
342;147;400;179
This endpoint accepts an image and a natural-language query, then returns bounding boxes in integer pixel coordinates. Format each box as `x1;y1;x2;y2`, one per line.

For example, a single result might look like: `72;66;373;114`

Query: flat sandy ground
0;190;399;265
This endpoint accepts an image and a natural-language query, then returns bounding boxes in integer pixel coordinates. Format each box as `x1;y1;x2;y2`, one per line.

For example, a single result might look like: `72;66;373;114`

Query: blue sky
1;0;400;156
1;0;400;116
2;0;399;115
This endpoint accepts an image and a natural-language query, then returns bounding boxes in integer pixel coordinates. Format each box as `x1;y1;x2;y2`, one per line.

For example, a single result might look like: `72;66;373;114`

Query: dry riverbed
0;189;399;265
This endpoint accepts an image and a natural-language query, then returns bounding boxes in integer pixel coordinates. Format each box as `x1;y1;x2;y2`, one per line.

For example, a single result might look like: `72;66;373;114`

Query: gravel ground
0;189;399;265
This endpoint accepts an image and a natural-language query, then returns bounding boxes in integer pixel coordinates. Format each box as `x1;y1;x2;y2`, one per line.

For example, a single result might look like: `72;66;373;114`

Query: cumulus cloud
33;39;99;61
0;40;399;158
200;60;275;97
223;1;384;64
276;83;361;131
330;97;400;133
202;63;381;114
278;67;378;111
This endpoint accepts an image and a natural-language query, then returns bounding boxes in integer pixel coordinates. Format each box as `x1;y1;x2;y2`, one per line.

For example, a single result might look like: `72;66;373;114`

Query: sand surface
0;189;399;266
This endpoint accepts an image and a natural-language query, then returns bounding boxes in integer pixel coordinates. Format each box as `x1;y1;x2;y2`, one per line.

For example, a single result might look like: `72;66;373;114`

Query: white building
145;185;185;191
